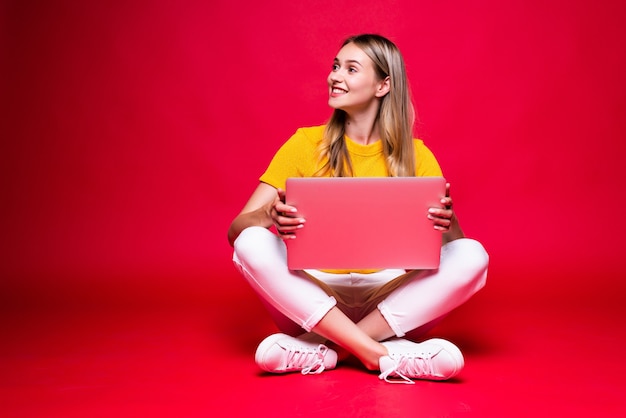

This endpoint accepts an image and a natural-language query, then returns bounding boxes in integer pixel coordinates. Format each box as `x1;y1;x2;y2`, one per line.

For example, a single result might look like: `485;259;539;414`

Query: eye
348;67;357;73
332;63;340;71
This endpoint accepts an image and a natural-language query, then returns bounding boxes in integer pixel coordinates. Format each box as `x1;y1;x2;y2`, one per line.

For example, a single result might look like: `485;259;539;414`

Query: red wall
2;1;625;297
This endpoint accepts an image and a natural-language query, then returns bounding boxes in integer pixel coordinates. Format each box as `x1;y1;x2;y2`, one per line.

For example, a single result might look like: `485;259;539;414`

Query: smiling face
327;42;389;115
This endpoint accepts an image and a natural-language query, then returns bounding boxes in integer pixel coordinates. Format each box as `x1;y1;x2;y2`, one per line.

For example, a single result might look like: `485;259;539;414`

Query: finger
443;183;453;209
277;222;305;233
428;207;453;219
275;189;301;217
429;215;452;231
428;208;453;230
276;219;305;239
275;201;299;217
276;214;306;227
428;213;452;224
273;201;305;230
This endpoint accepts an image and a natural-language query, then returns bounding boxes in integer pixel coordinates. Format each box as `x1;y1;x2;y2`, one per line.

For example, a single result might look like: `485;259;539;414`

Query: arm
427;182;465;245
227;182;305;247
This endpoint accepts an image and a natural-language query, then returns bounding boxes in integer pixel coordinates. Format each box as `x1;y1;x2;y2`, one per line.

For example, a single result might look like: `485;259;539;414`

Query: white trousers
233;226;488;338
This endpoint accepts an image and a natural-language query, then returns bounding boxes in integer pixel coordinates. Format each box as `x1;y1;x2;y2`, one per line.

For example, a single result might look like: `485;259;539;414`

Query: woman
227;34;488;384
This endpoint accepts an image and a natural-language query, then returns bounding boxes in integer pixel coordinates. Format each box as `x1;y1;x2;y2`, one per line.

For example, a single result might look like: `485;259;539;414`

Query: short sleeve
259;126;325;190
414;140;443;177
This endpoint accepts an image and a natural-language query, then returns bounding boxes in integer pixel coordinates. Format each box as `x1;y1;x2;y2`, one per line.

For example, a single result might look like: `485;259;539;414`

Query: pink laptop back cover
285;177;446;270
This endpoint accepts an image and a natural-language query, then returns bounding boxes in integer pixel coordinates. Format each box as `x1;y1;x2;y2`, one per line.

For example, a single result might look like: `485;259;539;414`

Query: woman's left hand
428;182;454;232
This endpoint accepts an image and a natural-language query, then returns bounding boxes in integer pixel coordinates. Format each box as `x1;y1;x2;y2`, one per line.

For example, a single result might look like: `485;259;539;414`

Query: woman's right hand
270;189;305;239
228;183;305;246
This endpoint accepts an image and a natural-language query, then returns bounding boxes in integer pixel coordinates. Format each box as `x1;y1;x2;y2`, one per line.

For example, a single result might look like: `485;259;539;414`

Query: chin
327;99;340;110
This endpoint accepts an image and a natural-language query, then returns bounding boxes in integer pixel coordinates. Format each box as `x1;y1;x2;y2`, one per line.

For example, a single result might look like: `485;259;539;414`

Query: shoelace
284;344;329;375
379;354;437;384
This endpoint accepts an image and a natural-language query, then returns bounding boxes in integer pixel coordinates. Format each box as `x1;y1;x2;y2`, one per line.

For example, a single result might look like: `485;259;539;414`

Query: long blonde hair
315;34;416;177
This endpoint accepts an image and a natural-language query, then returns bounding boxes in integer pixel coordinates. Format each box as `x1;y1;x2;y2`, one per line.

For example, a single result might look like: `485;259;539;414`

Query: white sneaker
255;333;338;375
379;338;464;384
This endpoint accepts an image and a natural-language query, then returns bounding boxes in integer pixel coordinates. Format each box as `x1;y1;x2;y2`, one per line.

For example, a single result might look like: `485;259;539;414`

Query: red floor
2;266;625;417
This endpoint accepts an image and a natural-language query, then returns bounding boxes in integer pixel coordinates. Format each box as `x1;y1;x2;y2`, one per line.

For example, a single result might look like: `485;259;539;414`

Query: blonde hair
316;34;416;177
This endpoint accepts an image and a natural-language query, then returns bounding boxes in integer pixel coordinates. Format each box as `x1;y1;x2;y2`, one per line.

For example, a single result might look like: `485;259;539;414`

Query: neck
344;112;380;145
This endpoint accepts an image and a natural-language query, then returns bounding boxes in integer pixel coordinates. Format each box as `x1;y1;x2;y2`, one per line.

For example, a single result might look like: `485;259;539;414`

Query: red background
3;0;625;294
2;1;626;415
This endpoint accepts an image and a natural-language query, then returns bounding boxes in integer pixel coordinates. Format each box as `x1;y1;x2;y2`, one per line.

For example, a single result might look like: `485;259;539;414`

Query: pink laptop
285;177;446;270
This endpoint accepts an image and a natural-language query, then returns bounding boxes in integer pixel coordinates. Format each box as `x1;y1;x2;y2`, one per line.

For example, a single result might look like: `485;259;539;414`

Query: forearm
442;214;465;245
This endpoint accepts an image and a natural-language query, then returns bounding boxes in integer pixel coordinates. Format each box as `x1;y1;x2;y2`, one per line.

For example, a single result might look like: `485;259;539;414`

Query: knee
442;238;489;288
234;226;270;256
233;226;285;270
459;238;489;272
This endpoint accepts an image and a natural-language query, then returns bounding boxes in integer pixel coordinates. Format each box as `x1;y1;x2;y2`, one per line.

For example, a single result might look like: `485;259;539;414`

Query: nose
328;71;342;84
328;68;343;82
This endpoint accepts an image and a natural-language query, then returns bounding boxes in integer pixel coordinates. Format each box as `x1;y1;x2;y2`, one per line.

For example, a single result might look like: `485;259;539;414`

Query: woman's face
327;42;388;114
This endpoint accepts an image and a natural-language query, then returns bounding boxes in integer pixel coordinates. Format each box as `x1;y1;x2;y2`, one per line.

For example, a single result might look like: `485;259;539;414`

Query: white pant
233;226;488;338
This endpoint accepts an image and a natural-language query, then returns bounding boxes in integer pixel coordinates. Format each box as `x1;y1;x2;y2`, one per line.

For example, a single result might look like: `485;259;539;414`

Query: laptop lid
285;176;446;270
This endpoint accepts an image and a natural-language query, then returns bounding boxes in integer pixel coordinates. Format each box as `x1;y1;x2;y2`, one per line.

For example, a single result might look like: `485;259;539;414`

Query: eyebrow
334;58;363;67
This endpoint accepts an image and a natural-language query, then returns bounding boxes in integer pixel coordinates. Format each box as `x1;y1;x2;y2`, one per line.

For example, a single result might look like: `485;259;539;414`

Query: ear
375;76;390;98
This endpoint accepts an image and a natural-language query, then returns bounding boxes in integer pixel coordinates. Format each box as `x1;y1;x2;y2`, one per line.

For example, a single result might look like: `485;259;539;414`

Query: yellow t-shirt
260;125;443;189
259;125;443;274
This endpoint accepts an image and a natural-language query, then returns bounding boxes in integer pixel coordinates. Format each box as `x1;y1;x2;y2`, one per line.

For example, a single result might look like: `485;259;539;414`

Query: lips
330;86;347;97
